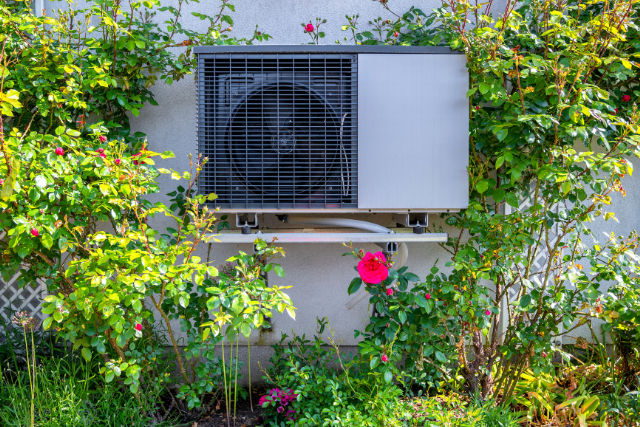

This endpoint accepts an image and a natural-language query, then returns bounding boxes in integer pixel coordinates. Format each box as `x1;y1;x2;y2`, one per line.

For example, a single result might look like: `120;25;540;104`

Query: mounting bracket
392;213;428;234
236;213;259;235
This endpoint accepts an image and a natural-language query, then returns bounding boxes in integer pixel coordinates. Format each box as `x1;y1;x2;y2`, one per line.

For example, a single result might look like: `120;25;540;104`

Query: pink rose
485;309;491;316
0;179;3;185
394;32;399;38
135;323;142;331
622;94;631;102
115;159;121;165
99;152;106;159
99;135;107;143
55;147;64;156
357;251;389;284
305;23;314;32
31;228;39;237
97;148;105;153
386;288;394;296
542;352;547;358
381;354;388;362
425;293;431;300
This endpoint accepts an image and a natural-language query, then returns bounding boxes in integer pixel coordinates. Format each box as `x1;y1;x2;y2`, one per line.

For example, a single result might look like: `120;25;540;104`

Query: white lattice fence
501;184;564;346
0;231;47;338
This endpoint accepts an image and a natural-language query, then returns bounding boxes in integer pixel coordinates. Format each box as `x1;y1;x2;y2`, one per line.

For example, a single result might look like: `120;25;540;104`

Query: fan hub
271;129;296;154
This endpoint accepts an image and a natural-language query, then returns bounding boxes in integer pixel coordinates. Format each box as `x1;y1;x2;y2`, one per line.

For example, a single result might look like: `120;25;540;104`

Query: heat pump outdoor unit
195;45;468;214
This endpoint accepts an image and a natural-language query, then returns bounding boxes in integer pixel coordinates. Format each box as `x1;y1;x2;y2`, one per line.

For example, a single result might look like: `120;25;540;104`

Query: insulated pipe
283;216;408;310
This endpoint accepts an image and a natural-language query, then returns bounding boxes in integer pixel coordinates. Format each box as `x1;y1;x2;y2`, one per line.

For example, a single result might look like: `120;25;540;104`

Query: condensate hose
283;216;408;310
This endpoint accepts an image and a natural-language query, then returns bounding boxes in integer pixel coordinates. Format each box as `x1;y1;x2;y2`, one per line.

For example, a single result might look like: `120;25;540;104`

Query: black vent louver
197;53;358;209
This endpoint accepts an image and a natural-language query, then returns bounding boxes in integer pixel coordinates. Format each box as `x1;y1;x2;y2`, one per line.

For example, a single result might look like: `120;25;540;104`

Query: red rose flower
99;135;107;143
97;148;105;153
615;108;619;114
99;152;106;159
622;95;631;102
357;251;389;284
426;293;431;300
0;179;3;185
386;288;394;296
115;159;121;165
305;23;314;32
485;309;491;316
135;323;142;331
55;147;64;156
394;32;399;38
31;228;39;237
381;354;388;362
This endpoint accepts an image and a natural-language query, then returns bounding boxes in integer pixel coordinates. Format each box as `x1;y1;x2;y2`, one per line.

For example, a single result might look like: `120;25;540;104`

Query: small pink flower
622;94;631;102
381;354;388;362
31;228;39;237
55;147;64;156
386;288;394;296
99;152;106;159
135;323;142;331
542;352;547;358
115;158;121;165
386;323;389;328
305;23;314;32
394;31;399;38
425;293;431;300
277;406;284;413
357;251;389;284
485;309;491;316
0;179;3;185
99;135;107;143
97;148;105;154
475;105;480;110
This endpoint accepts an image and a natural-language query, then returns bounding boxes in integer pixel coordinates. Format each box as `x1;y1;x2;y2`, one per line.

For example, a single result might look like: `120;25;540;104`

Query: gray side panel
357;54;469;211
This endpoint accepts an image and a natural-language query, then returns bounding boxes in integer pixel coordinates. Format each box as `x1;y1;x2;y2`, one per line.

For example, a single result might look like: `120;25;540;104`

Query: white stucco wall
38;0;640;356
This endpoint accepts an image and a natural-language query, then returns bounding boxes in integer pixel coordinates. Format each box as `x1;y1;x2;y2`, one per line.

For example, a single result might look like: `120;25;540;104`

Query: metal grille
197;53;358;209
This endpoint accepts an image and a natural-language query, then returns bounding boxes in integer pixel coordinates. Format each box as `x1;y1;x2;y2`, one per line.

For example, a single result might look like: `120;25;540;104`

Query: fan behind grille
197;54;358;210
229;83;340;196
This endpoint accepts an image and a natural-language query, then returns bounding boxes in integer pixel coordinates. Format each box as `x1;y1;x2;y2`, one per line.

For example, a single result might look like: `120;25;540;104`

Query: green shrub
262;318;411;427
347;0;640;402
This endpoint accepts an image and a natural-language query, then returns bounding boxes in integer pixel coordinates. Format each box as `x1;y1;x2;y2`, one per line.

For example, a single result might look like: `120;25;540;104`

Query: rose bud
381;354;388;362
135;323;142;331
115;159;121;165
55;147;65;156
99;135;107;143
31;228;39;237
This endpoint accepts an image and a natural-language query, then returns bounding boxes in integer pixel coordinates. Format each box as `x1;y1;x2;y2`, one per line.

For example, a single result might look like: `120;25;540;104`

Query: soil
186;387;266;427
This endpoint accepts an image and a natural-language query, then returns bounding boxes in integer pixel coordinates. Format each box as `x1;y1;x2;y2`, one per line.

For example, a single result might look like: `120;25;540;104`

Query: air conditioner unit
195;45;468;214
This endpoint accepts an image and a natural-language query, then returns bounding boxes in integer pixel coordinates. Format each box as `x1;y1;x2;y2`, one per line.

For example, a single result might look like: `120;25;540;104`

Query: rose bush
343;0;640;401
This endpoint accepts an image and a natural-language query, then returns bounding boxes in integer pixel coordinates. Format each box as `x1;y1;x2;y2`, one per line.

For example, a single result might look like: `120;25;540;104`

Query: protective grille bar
197;53;358;210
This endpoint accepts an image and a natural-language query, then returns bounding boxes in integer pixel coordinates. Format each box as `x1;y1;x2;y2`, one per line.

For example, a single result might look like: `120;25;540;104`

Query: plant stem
234;337;239;426
221;339;230;427
247;336;252;412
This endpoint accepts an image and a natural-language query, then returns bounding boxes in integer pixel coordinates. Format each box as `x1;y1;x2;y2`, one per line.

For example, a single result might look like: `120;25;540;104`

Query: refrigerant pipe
283;216;408;310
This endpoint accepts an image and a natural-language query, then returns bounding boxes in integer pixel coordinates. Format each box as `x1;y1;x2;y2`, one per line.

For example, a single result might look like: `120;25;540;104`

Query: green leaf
35;175;47;188
561;181;571;195
42;234;53;249
240;323;251;338
384;370;393;383
81;348;92;362
435;350;447;363
348;277;363;295
520;294;532;308
370;357;379;370
476;179;490;194
505;192;519;208
272;264;285;277
398;311;407;324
